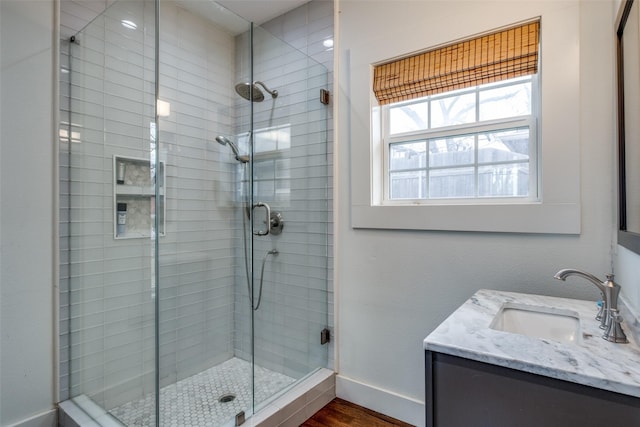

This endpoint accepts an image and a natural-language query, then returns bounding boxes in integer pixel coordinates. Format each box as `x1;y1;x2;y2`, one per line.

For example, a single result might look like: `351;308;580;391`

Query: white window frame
380;76;540;205
347;7;581;234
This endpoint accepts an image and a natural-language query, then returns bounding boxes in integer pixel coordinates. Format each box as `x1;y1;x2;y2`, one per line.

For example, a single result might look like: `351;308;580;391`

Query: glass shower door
249;25;330;411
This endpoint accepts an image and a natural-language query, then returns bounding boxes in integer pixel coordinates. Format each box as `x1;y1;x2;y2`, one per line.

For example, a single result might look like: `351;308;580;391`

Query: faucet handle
596;300;606;322
603;309;629;344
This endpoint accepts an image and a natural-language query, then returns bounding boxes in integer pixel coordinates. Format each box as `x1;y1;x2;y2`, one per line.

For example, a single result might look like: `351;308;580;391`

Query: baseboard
336;374;424;427
5;408;57;427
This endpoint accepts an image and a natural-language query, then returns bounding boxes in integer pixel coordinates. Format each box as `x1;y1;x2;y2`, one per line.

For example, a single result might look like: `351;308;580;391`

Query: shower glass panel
64;0;329;426
155;3;254;426
66;0;157;423
248;25;330;411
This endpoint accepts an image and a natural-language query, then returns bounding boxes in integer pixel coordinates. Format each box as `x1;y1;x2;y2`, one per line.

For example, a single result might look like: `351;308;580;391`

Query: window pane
477;128;529;164
429;135;474;167
390;141;426;171
429;167;475;198
389;101;428;134
478;163;529;197
390;170;426;199
431;92;475;128
479;81;531;121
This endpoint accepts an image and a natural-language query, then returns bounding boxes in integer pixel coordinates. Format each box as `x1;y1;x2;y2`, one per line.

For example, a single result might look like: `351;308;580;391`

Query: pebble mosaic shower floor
110;358;296;427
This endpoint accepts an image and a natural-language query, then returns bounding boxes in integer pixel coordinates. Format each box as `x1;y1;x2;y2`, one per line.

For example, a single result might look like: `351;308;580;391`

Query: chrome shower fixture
235;81;278;102
215;135;249;163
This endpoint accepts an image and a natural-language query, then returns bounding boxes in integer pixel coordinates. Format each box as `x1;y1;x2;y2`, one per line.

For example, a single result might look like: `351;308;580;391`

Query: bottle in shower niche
117;203;127;237
116;160;126;184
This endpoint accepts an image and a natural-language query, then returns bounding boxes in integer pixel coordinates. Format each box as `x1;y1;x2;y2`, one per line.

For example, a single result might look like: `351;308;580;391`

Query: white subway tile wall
59;0;334;417
155;1;239;396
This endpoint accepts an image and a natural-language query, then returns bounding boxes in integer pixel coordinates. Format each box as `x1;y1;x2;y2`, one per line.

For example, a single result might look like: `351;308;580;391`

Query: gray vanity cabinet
425;351;640;427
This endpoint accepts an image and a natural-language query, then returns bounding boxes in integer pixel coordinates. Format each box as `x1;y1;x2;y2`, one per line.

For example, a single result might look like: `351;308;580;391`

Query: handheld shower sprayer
215;135;249;163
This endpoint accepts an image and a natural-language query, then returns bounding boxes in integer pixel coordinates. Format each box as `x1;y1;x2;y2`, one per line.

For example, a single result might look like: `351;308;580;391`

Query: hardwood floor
301;398;415;427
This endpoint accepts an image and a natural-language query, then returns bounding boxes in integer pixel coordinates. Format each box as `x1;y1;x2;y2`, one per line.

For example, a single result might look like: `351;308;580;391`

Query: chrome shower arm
254;81;278;98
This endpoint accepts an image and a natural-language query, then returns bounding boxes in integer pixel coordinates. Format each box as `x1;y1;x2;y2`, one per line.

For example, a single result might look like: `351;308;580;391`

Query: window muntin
383;76;537;202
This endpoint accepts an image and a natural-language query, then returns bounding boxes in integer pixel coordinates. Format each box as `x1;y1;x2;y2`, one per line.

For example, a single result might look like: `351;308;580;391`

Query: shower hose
239;164;278;311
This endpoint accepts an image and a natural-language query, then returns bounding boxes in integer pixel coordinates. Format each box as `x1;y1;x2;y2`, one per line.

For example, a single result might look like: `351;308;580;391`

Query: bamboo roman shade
373;21;540;105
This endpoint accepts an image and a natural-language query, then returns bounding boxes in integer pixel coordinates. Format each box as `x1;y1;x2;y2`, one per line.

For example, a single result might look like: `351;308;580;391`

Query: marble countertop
424;289;640;398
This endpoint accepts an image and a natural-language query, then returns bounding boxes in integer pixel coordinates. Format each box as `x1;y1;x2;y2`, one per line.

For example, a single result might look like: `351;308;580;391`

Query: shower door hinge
321;328;331;345
320;89;330;105
235;411;245;426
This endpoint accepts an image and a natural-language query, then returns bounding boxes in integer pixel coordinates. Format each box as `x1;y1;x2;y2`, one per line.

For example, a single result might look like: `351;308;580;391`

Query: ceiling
60;0;310;40
217;0;310;24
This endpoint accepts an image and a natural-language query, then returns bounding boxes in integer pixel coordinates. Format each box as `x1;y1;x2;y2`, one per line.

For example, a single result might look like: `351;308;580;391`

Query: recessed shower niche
113;155;165;239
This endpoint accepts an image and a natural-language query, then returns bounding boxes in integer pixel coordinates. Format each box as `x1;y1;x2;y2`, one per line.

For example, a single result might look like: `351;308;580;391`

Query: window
349;10;581;234
374;20;540;204
384;76;538;202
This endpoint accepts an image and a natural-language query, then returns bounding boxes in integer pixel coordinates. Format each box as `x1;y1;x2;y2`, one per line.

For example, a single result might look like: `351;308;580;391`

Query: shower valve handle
252;202;271;236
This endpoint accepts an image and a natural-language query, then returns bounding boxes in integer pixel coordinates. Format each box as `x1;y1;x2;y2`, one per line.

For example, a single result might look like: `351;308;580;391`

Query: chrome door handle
252;202;271;236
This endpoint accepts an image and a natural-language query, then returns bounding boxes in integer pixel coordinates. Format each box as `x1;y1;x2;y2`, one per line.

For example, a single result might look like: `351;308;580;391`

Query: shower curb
250;368;335;426
58;397;124;427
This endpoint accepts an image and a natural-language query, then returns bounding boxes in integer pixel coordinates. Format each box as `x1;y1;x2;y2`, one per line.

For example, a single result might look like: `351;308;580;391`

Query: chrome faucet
553;269;628;343
553;269;608;327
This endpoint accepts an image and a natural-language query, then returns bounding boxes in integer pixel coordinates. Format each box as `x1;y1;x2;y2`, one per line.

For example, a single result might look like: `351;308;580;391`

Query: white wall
336;1;616;425
0;1;57;426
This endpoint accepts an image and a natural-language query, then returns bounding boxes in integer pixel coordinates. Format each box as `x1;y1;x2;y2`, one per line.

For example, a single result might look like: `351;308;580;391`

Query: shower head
235;81;278;102
215;135;249;163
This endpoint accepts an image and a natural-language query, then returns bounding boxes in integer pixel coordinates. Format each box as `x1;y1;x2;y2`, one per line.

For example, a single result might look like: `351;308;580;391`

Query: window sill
352;202;580;234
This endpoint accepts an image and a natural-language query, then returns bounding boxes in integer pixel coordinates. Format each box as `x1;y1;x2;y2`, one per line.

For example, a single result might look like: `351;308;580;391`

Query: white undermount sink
490;302;581;344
